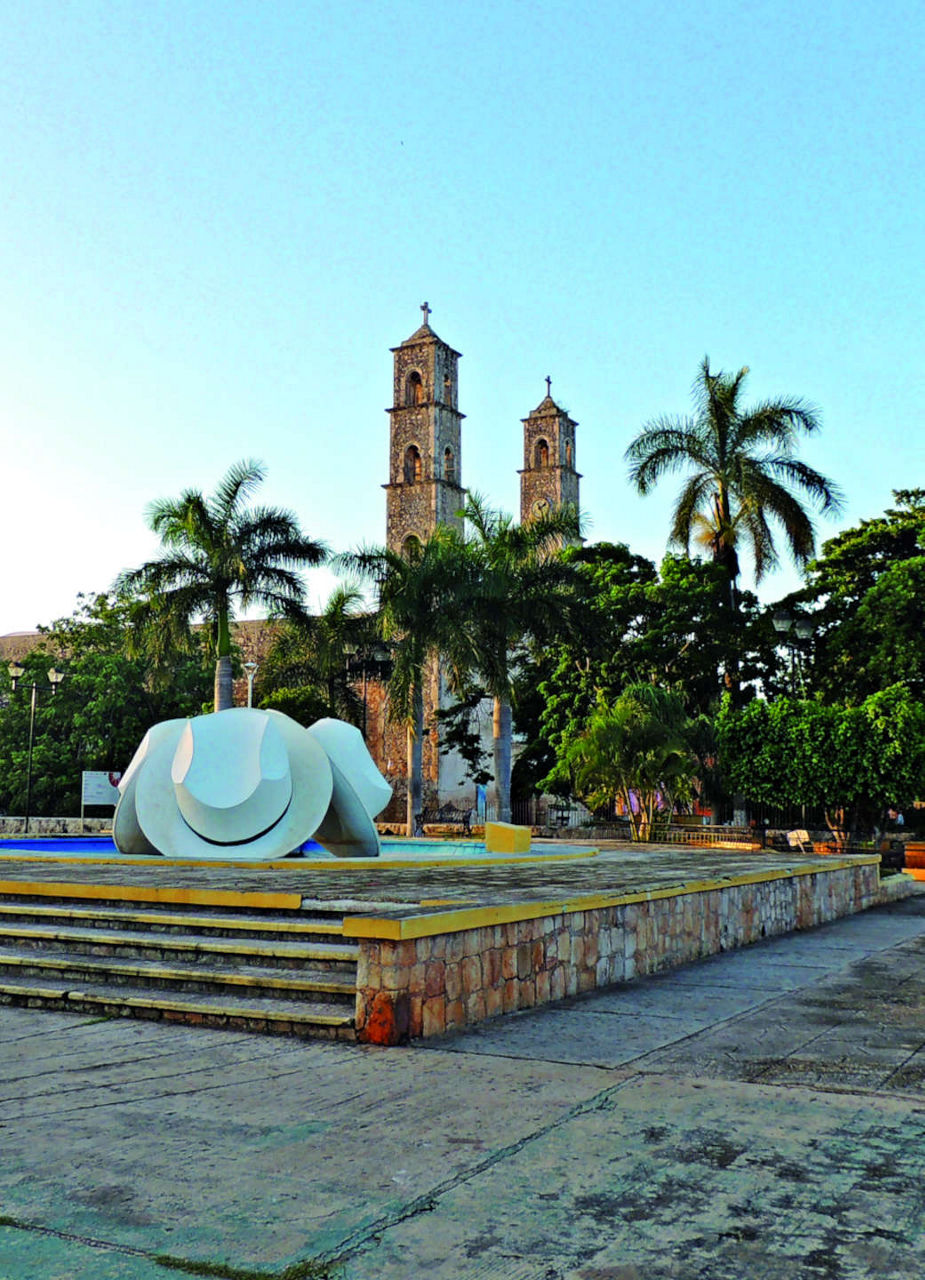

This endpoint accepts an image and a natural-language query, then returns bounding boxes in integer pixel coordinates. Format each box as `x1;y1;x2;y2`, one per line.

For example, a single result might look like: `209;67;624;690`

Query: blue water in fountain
0;836;590;861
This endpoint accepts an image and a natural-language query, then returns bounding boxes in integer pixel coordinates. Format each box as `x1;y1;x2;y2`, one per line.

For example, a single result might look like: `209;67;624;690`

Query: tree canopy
625;357;842;604
716;686;925;841
0;593;210;818
116;459;327;710
546;684;696;841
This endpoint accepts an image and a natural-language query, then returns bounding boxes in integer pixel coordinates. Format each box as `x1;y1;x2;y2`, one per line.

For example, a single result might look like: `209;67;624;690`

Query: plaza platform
0;843;903;1045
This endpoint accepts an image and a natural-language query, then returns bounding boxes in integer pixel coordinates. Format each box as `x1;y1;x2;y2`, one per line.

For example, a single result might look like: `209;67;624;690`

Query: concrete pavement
1;889;924;1279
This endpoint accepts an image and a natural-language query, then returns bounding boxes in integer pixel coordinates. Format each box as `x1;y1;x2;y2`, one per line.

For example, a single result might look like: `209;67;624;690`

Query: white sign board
81;771;123;806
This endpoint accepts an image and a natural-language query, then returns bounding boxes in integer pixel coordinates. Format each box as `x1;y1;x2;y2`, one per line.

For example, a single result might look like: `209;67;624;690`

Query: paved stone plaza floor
0;842;878;906
1;888;924;1279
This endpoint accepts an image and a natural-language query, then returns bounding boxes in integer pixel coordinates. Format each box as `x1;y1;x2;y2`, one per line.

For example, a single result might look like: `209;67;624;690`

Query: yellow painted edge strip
343;856;882;941
0;880;303;911
0;982;69;999
2;925;355;960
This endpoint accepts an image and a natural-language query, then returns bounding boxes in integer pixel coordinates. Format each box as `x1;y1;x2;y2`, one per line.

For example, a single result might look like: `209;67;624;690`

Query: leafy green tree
116;460;327;711
844;560;925;701
823;557;925;701
805;489;925;612
0;594;210;817
716;686;925;843
546;684;695;841
625;357;842;610
799;490;925;701
534;546;768;813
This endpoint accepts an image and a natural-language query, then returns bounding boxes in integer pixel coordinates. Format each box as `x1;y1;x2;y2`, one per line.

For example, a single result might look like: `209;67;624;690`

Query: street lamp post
244;661;259;709
770;611;814;828
771;610;813;695
8;662;65;834
343;644;393;741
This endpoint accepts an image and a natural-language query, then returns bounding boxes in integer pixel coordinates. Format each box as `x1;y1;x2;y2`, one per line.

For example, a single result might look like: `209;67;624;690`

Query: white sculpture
113;709;391;859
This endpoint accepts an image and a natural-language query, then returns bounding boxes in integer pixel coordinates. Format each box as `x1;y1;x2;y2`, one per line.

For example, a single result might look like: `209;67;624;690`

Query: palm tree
460;493;583;823
560;685;694;842
625;357;842;609
116;460;327;711
257;583;370;726
342;529;477;836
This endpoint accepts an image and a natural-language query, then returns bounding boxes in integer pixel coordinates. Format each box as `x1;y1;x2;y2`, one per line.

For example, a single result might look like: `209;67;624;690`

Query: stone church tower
376;306;471;824
519;379;581;528
384;303;465;553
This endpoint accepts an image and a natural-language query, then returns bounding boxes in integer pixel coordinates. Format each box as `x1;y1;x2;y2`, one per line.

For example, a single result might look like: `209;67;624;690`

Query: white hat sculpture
113;709;391;860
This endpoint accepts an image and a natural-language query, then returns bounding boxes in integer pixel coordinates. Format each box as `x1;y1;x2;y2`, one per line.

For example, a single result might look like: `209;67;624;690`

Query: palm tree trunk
493;695;513;823
214;655;234;712
214;601;234;712
406;683;424;837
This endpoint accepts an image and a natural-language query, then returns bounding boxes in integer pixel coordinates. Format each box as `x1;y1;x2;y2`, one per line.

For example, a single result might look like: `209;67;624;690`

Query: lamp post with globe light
771;610;814;695
244;661;259;709
770;611;815;830
7;662;65;833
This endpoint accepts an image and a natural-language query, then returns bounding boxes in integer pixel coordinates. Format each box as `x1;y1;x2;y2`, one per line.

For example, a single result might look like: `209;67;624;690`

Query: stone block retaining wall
354;862;881;1045
0;817;111;836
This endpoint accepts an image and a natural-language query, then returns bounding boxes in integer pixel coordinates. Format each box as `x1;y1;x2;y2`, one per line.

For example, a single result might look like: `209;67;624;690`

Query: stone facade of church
519;388;582;527
375;308;582;814
383;311;466;556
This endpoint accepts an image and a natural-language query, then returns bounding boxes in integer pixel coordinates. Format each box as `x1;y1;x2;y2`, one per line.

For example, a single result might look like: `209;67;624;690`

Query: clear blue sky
1;0;922;636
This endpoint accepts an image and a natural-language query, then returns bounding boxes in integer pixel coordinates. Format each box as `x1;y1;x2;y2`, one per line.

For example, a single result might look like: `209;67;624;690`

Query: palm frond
758;455;844;514
624;420;708;493
627;358;839;591
667;473;714;552
212;459;266;523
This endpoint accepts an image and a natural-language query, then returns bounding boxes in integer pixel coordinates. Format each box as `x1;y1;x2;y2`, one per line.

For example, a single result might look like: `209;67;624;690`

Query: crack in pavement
0;1215;150;1259
0;1046;296;1095
0;1066;308;1120
316;1071;643;1268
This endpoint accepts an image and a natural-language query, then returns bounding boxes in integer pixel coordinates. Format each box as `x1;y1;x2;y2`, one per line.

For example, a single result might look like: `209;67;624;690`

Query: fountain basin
0;835;598;867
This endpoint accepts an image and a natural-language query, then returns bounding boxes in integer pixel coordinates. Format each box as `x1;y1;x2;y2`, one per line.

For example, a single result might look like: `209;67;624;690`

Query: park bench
415;804;473;837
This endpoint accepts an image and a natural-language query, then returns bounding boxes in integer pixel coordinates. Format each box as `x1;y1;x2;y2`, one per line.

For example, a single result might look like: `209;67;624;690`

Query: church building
385;303;581;551
377;305;582;814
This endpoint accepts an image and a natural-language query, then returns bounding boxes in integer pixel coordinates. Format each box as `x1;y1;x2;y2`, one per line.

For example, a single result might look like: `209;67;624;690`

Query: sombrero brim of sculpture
113;709;391;860
112;718;190;856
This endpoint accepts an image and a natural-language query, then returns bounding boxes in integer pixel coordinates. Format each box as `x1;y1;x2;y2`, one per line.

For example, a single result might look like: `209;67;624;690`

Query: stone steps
0;900;348;942
0;890;359;1039
1;923;358;970
0;947;357;1001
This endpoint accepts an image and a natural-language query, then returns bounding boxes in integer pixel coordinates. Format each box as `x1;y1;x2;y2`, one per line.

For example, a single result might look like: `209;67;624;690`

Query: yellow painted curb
0;880;303;911
0;955;354;992
0;982;69;1000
